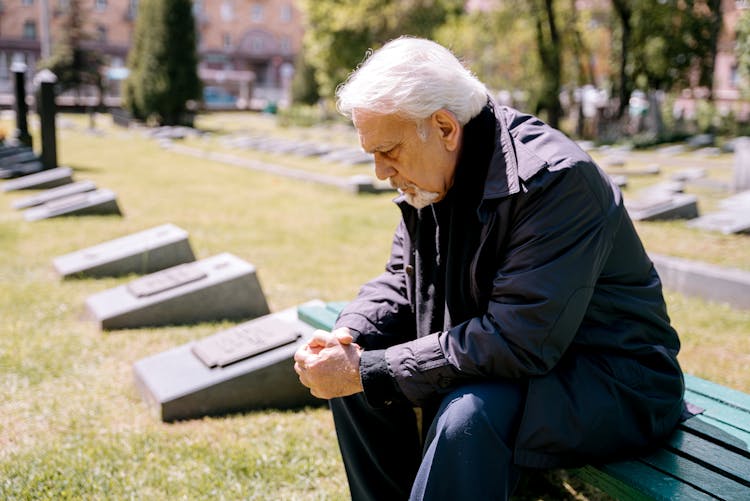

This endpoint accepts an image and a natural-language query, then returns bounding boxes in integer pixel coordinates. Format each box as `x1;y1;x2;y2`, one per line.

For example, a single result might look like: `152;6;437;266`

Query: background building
0;0;304;109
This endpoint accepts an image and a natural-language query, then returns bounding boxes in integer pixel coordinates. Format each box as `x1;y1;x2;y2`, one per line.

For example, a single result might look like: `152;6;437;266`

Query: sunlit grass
0;112;747;499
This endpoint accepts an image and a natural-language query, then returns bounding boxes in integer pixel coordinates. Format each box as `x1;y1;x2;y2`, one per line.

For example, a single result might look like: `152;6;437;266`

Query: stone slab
686;211;750;235
650;253;750;310
625;193;699;221
23;188;122;221
12;180;97;209
670;167;706;182
718;190;750;211
53;223;196;278
0;160;45;180
133;303;322;421
345;175;396;194
2;166;73;192
605;164;660;176
85;252;270;330
0;145;31;159
733;137;750;192
0;149;37;167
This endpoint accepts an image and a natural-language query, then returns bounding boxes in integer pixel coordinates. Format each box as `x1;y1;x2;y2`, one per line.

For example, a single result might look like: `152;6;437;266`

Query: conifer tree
124;0;201;125
40;0;104;107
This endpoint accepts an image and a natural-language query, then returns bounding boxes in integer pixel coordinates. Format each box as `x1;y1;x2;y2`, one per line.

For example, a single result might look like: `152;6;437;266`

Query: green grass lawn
0;112;748;499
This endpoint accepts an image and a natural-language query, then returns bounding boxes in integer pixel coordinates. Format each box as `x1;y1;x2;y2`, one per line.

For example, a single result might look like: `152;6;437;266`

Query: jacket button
405;265;414;276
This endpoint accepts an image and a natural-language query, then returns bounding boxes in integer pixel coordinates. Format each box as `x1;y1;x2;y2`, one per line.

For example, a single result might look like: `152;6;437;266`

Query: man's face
353;110;461;209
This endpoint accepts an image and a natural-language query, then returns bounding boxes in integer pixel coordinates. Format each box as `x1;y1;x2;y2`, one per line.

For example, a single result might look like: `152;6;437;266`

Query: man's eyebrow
372;142;399;153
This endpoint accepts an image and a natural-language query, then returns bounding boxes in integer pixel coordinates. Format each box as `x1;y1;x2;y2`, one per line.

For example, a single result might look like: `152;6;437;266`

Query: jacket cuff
359;349;406;408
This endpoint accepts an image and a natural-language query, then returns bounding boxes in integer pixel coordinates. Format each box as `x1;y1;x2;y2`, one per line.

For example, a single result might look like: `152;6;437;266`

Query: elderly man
294;37;684;500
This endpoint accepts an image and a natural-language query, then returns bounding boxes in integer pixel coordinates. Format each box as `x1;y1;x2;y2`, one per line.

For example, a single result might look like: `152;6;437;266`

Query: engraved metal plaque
192;315;302;368
127;263;207;297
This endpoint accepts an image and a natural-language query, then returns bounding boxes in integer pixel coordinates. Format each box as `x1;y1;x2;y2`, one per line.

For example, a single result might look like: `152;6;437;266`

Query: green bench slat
639;446;750;499
576;462;717;501
685;389;750;437
297;304;339;331
685;374;750;414
680;416;750;458
661;430;750;486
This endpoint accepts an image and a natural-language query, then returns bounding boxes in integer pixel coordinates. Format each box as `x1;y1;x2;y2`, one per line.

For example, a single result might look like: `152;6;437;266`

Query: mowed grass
0;112;748;499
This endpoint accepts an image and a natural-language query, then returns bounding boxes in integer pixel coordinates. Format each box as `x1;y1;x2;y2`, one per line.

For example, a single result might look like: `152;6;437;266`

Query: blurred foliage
295;0;745;145
297;0;464;99
737;9;750;97
290;47;321;106
123;0;201;126
38;0;104;105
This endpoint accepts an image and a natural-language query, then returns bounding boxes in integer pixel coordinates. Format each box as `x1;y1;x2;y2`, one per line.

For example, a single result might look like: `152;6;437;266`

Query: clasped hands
294;327;364;399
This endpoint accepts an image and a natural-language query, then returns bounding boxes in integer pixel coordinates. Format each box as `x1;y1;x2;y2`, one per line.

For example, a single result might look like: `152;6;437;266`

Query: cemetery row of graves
4;107;749;423
0;68;748;497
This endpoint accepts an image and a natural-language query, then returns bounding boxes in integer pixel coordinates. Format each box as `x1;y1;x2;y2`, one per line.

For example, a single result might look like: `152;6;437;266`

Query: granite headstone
23;188;121;221
85;252;269;330
53;223;196;278
133;303;323;421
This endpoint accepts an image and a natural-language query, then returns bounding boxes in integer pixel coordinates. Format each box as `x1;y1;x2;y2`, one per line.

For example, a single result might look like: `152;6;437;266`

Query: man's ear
431;109;461;152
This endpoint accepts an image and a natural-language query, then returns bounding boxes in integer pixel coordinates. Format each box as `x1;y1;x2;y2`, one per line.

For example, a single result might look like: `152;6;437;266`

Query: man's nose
374;156;396;180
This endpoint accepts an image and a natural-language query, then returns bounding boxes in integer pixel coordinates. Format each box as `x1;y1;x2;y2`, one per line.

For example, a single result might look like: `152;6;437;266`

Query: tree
531;0;563;128
291;47;320;106
123;0;201;125
39;0;104;107
736;9;750;97
609;1;721;122
298;0;464;99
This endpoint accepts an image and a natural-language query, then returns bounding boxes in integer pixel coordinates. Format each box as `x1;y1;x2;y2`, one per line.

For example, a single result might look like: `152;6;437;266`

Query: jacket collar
394;100;549;212
482;101;548;201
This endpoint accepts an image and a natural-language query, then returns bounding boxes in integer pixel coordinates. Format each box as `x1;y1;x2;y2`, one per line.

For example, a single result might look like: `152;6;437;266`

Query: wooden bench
297;302;750;500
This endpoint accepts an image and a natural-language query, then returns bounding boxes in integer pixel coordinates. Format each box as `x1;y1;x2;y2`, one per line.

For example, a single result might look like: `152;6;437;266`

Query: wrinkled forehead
352;110;413;152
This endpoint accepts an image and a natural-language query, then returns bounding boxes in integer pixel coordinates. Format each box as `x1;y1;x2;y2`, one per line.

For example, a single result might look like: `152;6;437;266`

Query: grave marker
625;193;698;221
1;166;73;192
23;188;121;221
52;223;195;278
651;253;750;310
133;304;322;421
687;211;750;235
734;137;750;192
12;180;97;209
0;160;44;180
85;252;269;330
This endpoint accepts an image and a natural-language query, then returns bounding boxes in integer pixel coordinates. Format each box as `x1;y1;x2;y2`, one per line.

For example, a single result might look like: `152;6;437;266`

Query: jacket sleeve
334;220;416;350
385;164;620;406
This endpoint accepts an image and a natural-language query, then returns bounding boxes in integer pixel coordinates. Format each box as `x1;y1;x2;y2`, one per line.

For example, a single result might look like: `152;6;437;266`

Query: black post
36;69;58;170
11;61;32;148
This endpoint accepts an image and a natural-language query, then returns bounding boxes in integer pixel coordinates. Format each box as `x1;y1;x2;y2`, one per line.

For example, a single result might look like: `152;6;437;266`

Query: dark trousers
330;381;526;501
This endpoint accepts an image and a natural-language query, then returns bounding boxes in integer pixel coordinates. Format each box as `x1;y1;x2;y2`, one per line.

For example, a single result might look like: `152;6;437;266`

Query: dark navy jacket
334;103;684;468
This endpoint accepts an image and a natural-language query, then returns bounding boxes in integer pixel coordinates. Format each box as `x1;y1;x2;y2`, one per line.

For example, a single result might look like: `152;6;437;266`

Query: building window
280;36;291;54
251;35;264;53
221;1;232;21
95;0;106;11
223;33;232;50
280;4;292;22
23;20;36;39
0;53;8;81
251;3;263;22
96;25;107;43
192;0;202;17
58;0;69;10
22;0;33;6
128;0;138;18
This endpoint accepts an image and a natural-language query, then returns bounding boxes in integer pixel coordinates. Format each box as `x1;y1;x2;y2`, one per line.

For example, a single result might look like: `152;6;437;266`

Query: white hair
336;37;488;126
